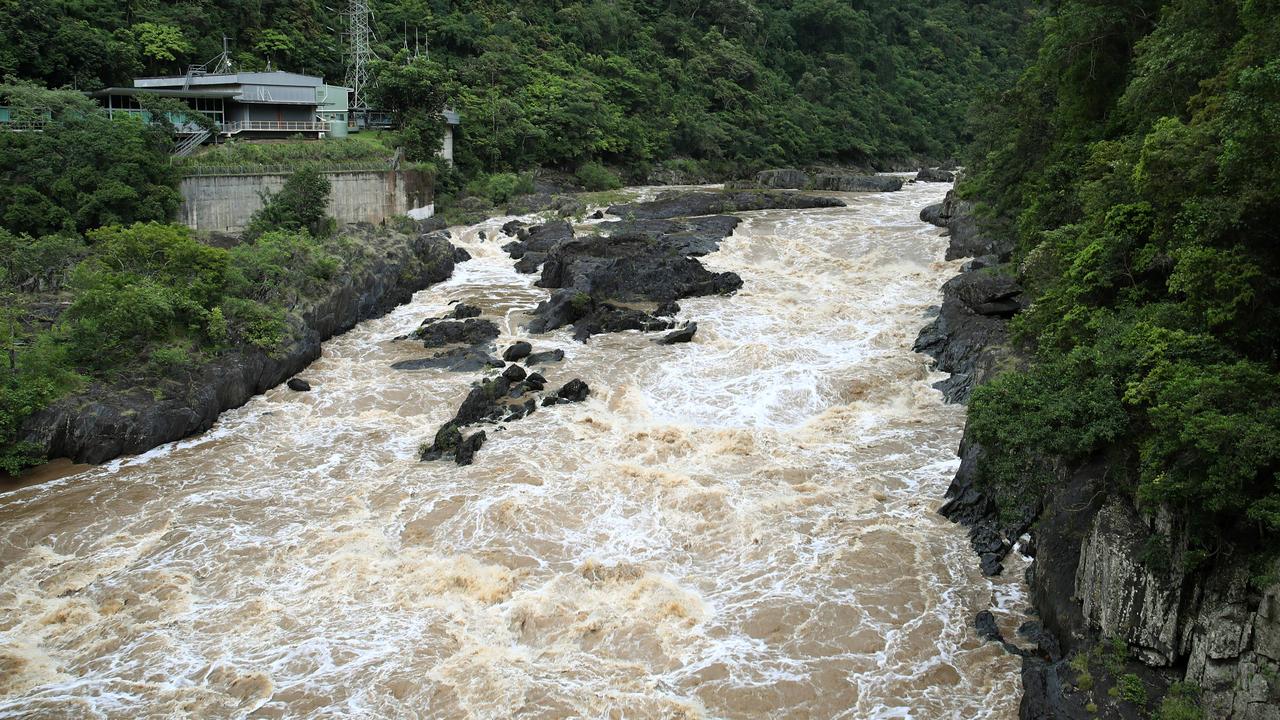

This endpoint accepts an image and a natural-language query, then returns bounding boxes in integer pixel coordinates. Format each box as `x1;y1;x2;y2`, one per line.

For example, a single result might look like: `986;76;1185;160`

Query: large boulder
391;347;503;372
413;317;500;349
557;379;590;402
607;190;844;219
755;168;810;189
915;168;956;183
658;323;697;344
569;304;675;342
502;341;533;361
812;174;904;192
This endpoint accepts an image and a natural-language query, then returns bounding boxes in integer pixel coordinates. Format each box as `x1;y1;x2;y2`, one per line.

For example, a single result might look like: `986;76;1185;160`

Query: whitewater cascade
0;181;1026;719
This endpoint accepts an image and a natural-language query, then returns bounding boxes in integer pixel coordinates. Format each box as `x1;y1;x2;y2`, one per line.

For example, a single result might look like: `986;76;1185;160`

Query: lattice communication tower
344;0;374;111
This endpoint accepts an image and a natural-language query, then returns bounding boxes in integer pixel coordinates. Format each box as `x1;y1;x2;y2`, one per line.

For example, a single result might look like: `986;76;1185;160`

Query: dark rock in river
524;372;546;391
511;208;749;340
915;168;956;183
976;611;1003;642
501;364;528;382
502;220;575;268
595;216;742;256
501;219;526;237
607;190;844;220
513;252;546;274
287;378;311;392
503;341;533;362
557;379;591;402
454;431;486;466
525;349;565;366
414;317;501;349
755;168;810;189
658;323;697;344
812;174;904;192
538;232;744;305
392;347;503;373
654;301;681;317
452;377;514;426
571;304;675;342
452;303;482;319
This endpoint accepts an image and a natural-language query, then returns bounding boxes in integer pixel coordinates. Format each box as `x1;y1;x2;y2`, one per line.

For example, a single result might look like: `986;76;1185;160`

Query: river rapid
0;181;1025;719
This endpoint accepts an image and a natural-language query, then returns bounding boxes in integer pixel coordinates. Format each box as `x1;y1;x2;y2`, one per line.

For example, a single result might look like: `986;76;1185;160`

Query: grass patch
178;132;399;174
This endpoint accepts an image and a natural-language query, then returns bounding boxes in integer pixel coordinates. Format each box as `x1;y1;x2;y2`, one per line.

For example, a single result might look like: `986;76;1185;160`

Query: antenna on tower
344;0;374;113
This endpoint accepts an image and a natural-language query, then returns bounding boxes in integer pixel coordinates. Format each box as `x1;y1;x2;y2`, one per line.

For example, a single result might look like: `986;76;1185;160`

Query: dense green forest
961;0;1280;551
1;0;1031;173
0;0;1035;471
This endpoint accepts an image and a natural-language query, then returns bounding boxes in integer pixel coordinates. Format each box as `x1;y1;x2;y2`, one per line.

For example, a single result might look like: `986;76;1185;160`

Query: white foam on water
0;180;1025;719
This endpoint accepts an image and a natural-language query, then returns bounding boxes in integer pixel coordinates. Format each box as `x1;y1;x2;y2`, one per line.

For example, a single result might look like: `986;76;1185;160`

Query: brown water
0;181;1026;719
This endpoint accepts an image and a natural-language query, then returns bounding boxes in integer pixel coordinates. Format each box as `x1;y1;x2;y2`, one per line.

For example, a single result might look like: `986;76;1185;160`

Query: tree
369;52;455;162
244;168;332;240
133;22;193;73
0;82;180;236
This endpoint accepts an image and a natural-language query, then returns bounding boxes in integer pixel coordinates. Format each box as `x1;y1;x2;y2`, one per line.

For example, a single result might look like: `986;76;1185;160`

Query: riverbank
16;226;465;466
917;193;1280;719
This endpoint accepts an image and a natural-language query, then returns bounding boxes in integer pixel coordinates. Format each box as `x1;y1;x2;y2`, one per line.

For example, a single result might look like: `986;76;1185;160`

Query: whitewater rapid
0;181;1026;719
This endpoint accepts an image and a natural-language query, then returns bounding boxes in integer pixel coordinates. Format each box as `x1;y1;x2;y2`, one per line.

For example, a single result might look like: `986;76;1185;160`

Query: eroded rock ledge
22;230;466;465
917;191;1280;719
505;190;844;342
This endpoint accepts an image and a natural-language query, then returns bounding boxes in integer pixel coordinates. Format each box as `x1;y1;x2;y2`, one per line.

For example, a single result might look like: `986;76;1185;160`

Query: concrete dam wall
179;169;434;232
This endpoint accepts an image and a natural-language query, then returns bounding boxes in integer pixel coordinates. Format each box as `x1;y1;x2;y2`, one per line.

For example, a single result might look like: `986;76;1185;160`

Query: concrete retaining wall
179;169;433;232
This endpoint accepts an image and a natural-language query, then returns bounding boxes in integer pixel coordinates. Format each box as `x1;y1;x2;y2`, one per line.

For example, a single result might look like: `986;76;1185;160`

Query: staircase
172;128;212;158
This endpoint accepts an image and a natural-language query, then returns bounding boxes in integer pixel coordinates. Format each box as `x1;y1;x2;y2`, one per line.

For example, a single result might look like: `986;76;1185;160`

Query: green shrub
147;345;191;373
464;172;535;204
228;230;340;305
245;168;333;240
1153;682;1201;720
1069;653;1094;691
1117;673;1147;706
575;161;622;191
219;297;287;351
967;346;1128;512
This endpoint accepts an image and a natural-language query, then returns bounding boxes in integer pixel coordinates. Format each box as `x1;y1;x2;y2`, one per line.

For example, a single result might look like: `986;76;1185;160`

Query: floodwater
0;181;1025;719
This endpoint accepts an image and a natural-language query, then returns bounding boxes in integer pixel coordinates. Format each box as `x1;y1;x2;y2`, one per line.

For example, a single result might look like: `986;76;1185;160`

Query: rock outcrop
755;168;811;189
919;189;1014;262
916;168;956;183
918;195;1280;719
607;189;844;219
22;231;464;465
510;214;747;341
914;271;1024;403
812;173;904;192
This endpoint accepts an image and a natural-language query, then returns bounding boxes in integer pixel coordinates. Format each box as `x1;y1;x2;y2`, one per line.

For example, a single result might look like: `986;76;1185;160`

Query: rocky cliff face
21;229;464;465
917;192;1280;719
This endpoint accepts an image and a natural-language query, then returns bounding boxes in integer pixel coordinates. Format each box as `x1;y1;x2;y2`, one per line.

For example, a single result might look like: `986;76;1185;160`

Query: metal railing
173;128;213;158
0;118;51;131
222;120;330;134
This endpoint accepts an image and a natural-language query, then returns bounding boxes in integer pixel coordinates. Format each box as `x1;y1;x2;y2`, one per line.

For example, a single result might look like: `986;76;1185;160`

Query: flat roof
134;71;324;89
88;88;240;99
